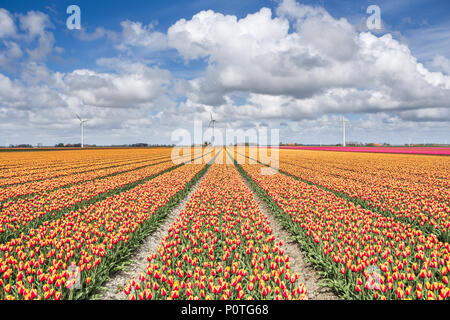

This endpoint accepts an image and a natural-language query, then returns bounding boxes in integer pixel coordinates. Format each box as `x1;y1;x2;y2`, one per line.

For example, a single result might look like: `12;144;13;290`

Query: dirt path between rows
239;173;340;300
98;164;212;300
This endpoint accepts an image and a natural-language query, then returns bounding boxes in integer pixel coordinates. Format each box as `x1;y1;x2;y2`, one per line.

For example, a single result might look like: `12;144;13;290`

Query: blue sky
6;0;449;72
0;0;449;146
3;0;275;72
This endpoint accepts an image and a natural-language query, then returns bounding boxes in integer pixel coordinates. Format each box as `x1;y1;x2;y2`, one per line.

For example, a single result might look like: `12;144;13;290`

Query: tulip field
0;147;449;300
126;163;307;300
232;147;449;300
277;149;450;241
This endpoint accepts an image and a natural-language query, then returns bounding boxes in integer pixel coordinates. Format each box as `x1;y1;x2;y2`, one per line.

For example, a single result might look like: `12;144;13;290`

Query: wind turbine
312;116;352;146
341;116;348;147
76;114;89;148
208;112;216;146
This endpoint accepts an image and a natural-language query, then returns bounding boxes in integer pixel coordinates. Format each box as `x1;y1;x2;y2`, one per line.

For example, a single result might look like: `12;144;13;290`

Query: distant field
0;147;170;152
279;146;450;155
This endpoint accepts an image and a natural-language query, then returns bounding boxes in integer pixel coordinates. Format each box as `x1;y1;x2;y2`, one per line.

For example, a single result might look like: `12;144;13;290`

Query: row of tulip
0;163;207;300
126;164;307;300
277;150;450;240
0;149;202;203
0;149;173;185
279;146;450;156
280;149;449;203
0;158;172;203
235;147;450;240
0;150;121;173
236;161;449;300
0;155;159;185
0;160;183;243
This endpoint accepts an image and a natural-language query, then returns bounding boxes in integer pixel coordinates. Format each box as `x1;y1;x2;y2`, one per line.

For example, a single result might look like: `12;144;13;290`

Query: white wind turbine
316;116;351;146
342;116;348;147
208;112;217;146
76;114;89;148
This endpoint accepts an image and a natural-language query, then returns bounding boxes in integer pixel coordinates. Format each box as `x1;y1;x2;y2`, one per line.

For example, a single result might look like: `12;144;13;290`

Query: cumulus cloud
0;9;57;70
167;0;450;123
0;59;176;146
0;70;66;112
398;107;450;122
432;55;450;75
0;10;21;70
74;27;119;42
0;73;23;105
117;20;167;51
15;10;55;61
19;10;52;37
20;61;63;85
1;1;450;146
0;41;22;70
73;20;167;56
0;5;174;141
62;59;171;108
0;55;174;141
0;9;56;60
0;9;16;38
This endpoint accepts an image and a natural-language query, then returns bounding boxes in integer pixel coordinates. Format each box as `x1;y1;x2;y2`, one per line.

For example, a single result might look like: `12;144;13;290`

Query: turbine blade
76;114;82;122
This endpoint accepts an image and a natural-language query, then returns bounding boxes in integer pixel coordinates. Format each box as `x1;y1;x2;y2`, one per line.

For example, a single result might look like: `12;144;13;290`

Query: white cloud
26;32;54;61
167;0;450;122
0;73;23;105
0;41;22;70
276;0;358;61
1;2;449;146
0;9;16;38
398;107;450;122
72;20;167;55
117;20;167;51
19;11;55;61
0;10;57;69
20;62;62;85
74;27;119;42
0;69;66;112
432;55;450;75
62;58;171;108
19;10;52;37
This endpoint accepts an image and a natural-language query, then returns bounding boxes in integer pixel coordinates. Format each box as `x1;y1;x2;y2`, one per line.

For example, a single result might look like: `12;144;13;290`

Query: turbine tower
342;116;348;147
208;112;217;146
76;114;89;148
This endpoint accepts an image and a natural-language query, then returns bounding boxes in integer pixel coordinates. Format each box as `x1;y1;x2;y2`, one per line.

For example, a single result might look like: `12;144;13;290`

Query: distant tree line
278;142;393;147
126;143;176;147
53;143;175;148
6;144;33;148
54;143;91;148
